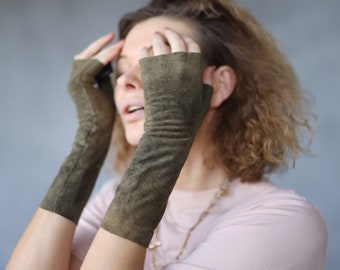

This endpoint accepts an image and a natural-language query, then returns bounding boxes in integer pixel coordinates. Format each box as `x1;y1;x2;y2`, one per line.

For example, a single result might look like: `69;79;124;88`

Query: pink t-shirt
72;178;327;270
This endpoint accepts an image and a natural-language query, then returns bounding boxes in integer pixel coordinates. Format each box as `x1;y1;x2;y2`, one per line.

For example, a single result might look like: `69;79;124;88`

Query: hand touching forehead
119;16;196;66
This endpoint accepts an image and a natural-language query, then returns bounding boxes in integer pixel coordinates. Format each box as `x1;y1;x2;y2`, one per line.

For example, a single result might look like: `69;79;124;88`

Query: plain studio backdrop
0;0;339;269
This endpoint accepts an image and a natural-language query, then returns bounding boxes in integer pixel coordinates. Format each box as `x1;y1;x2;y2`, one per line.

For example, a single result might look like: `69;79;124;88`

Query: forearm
7;34;121;270
7;208;75;270
81;228;146;270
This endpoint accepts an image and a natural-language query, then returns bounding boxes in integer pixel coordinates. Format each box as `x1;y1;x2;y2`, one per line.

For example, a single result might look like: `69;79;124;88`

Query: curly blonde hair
110;0;314;182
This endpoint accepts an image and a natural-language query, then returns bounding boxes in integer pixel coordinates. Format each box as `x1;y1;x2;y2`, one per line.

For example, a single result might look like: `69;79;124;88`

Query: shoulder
205;179;328;269
217;178;327;238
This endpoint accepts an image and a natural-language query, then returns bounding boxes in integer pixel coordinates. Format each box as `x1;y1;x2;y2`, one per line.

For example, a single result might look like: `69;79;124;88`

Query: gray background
0;0;339;269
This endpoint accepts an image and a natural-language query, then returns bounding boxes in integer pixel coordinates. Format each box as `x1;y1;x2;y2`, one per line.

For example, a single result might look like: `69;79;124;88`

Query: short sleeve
71;180;117;261
164;193;328;270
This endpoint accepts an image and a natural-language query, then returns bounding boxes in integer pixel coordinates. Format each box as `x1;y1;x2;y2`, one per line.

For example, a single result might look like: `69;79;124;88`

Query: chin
124;127;144;146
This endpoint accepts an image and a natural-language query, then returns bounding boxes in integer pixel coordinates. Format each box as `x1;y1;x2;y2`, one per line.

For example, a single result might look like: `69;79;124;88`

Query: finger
183;36;201;53
95;40;124;65
203;66;216;86
163;28;187;53
74;33;115;60
153;32;171;56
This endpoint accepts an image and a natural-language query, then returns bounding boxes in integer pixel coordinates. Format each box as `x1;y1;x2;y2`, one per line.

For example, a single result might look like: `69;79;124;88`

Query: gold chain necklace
148;179;230;270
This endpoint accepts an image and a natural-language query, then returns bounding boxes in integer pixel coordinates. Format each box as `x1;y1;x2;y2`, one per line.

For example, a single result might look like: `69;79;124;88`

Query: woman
7;0;327;269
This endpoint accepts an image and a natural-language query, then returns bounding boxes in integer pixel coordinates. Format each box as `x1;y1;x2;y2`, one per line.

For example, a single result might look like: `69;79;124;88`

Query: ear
209;65;236;108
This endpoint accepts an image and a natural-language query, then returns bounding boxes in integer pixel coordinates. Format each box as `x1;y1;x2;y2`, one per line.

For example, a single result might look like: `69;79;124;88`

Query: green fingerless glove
101;52;213;247
40;59;115;224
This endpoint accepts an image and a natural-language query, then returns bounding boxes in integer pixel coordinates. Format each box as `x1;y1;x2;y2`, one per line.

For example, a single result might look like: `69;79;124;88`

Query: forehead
120;16;195;59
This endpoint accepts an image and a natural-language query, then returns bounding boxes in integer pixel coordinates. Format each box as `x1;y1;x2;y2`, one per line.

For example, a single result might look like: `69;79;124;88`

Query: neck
175;158;226;191
175;114;227;191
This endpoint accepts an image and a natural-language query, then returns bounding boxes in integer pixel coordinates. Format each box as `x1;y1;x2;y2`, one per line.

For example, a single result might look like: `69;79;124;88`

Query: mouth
126;105;144;114
120;101;145;122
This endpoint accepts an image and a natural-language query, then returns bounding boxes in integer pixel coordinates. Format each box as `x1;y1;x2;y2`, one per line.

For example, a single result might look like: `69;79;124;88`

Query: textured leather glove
101;52;213;247
40;59;115;224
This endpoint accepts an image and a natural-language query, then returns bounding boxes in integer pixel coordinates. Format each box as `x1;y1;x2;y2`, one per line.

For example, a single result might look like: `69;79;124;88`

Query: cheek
113;86;121;108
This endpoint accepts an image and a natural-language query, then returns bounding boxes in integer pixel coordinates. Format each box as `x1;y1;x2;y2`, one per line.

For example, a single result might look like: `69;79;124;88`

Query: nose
116;65;141;91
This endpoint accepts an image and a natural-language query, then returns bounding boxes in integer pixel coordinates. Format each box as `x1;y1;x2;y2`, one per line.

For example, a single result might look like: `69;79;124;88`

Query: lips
119;98;145;122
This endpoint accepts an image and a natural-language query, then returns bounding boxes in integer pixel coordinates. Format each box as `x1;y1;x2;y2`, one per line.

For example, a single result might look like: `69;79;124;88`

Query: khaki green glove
101;52;213;247
40;59;115;224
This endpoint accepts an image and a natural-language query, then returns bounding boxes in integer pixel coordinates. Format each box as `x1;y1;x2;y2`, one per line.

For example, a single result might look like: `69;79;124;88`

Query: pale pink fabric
72;178;327;270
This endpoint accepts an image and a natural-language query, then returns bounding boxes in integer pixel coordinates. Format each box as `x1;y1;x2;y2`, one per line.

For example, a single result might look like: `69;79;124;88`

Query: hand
68;33;124;132
138;28;213;136
74;32;123;65
139;28;216;86
74;33;124;106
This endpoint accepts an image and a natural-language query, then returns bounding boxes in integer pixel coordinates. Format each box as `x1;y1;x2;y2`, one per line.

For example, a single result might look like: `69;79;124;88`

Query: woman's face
114;16;196;146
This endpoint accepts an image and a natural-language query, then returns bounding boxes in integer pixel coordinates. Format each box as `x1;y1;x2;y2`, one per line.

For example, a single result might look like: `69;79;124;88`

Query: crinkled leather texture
101;52;213;247
40;59;115;224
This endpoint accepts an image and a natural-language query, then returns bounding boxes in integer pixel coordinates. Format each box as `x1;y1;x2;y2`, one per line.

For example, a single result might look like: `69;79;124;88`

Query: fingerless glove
101;52;212;247
40;59;115;224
